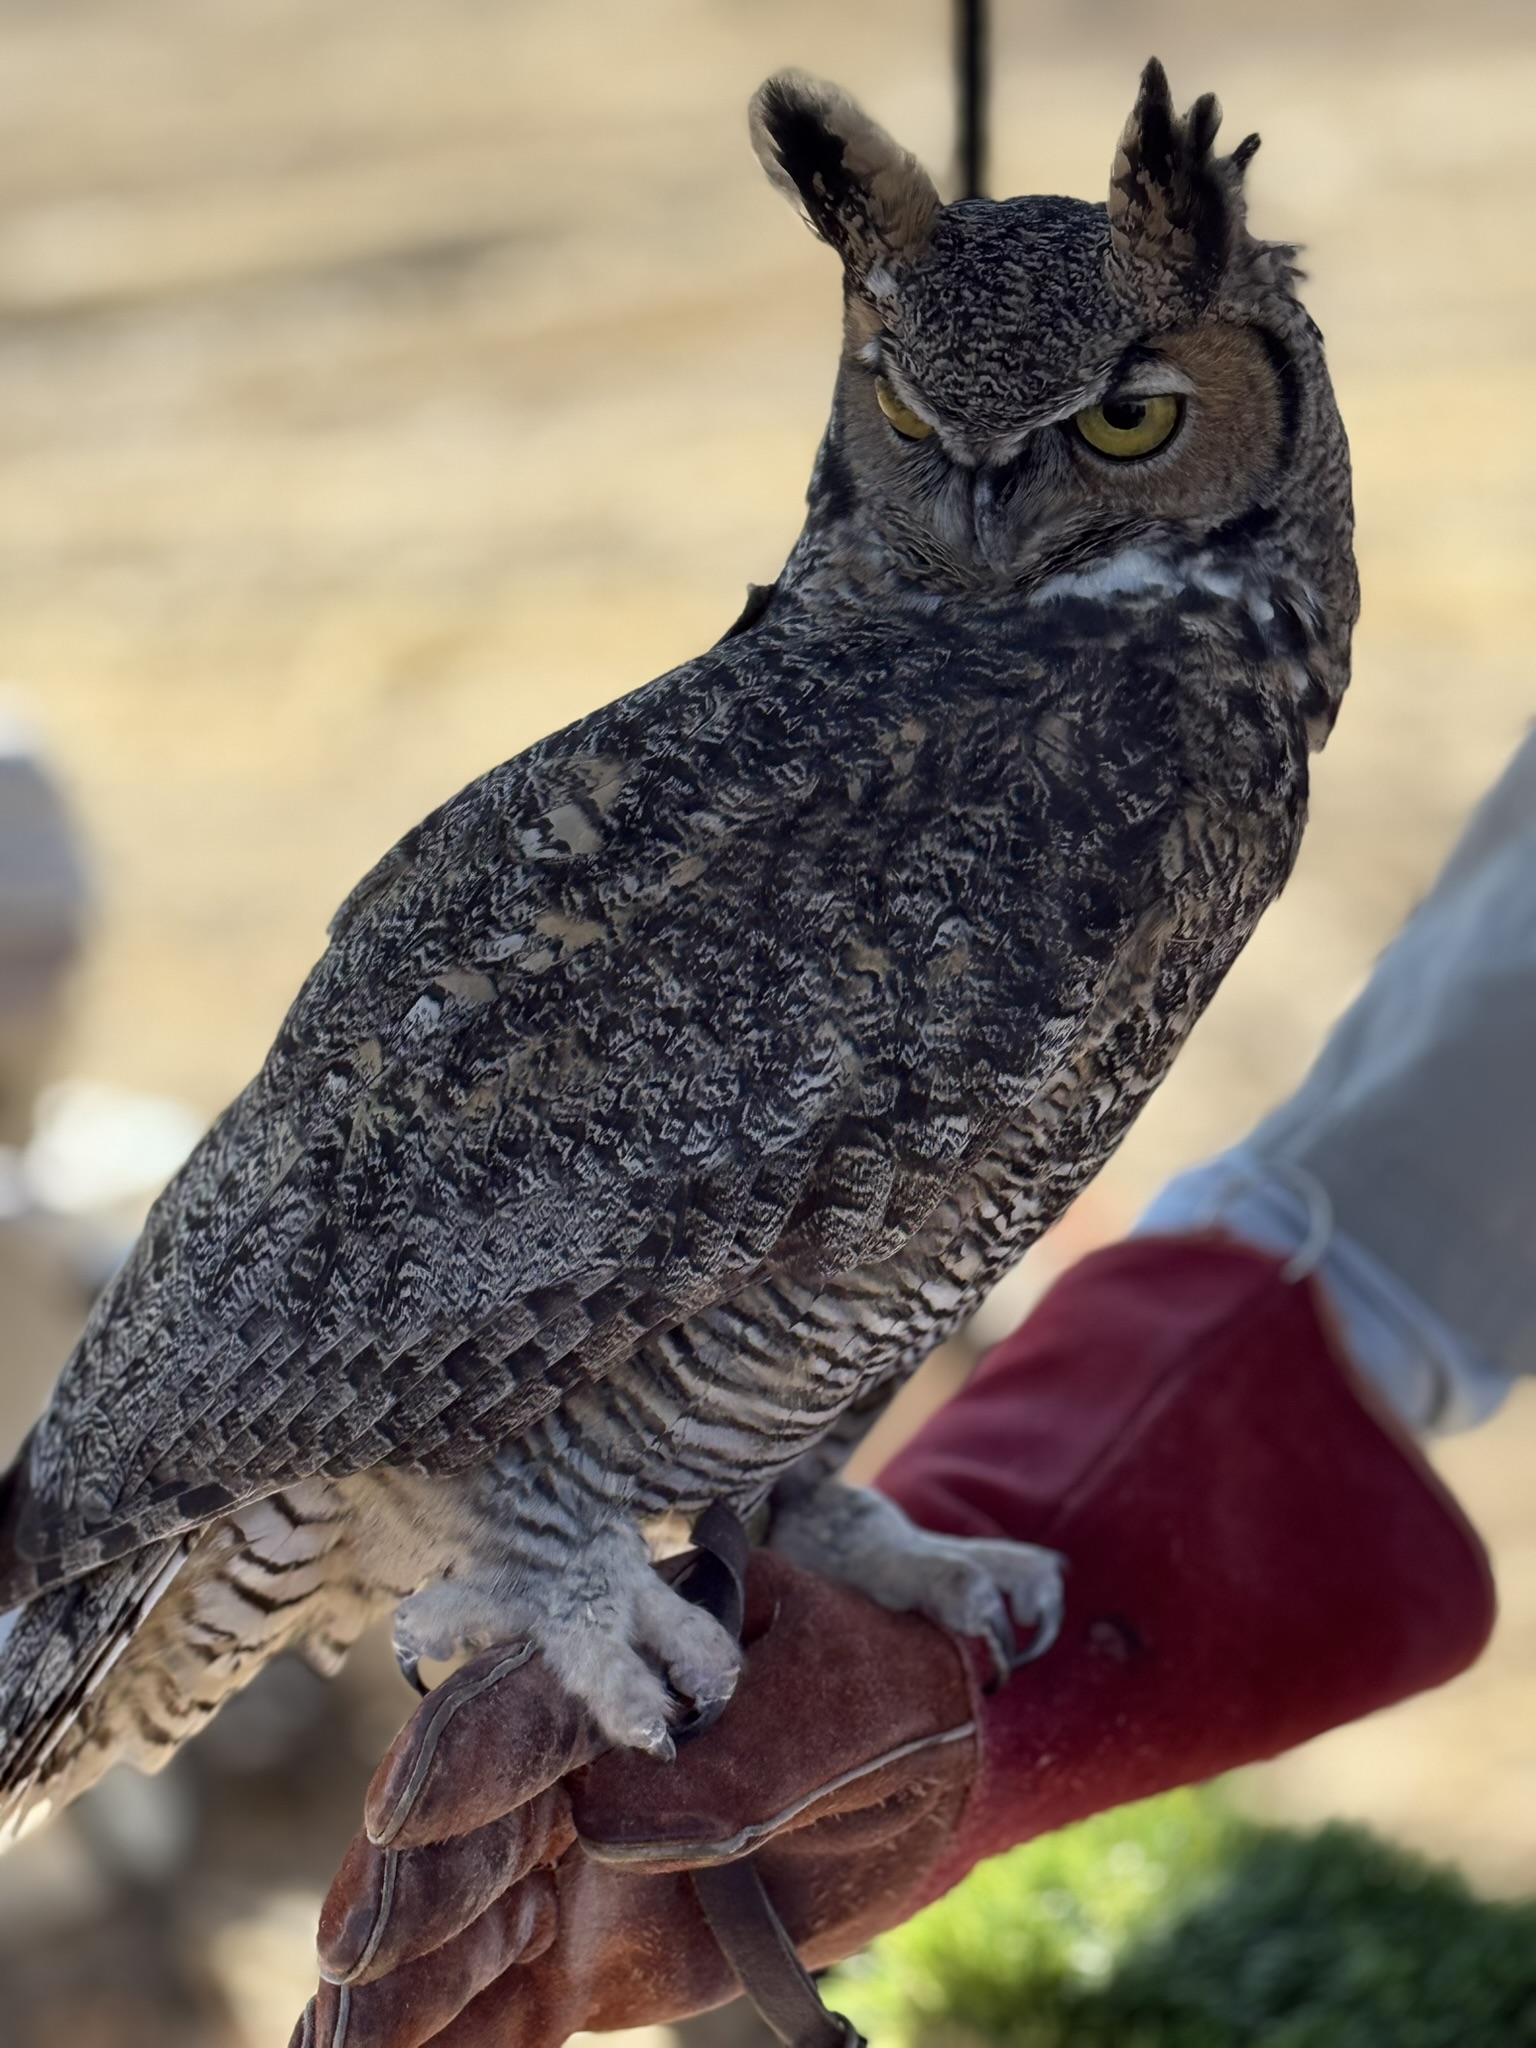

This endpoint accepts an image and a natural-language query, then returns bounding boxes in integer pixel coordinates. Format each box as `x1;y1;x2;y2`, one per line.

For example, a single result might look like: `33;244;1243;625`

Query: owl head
752;62;1355;721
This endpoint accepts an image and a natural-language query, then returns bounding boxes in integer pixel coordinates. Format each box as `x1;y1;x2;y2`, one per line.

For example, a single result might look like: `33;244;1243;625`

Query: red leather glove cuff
876;1236;1497;1907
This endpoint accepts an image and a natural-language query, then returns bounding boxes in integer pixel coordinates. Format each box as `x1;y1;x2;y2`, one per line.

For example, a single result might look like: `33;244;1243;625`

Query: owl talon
536;1559;742;1755
1010;1571;1064;1669
387;1522;744;1755
976;1590;1019;1687
642;1724;677;1764
769;1481;1066;1676
391;1606;444;1697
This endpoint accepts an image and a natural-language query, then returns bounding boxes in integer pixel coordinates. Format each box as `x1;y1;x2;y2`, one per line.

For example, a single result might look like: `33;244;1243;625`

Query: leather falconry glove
293;1237;1496;2048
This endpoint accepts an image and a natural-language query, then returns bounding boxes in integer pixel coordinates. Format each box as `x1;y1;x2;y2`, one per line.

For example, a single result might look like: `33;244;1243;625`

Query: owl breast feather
7;587;1292;1597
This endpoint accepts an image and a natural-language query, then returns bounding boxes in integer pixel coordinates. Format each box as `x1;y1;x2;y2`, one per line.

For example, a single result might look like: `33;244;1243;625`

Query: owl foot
768;1481;1063;1683
391;1523;743;1760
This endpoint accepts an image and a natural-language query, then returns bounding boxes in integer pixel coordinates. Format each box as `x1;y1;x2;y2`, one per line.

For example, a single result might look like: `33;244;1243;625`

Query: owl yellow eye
875;377;935;441
1074;393;1181;459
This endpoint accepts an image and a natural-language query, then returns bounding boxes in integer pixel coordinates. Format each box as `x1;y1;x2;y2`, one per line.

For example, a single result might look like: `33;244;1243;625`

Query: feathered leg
384;1455;743;1760
767;1480;1063;1681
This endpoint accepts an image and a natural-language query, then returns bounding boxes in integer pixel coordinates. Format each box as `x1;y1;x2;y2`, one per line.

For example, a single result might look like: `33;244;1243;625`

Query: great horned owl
0;60;1354;1839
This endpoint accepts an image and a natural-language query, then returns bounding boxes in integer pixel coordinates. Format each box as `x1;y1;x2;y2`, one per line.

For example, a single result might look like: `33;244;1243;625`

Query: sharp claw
1010;1578;1064;1668
974;1588;1017;1687
983;1621;1014;1687
395;1646;428;1697
976;1565;1066;1685
669;1681;737;1745
642;1724;677;1764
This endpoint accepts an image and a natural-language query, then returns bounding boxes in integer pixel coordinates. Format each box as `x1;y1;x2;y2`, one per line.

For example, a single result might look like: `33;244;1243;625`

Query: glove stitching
320;1846;399;1986
577;1718;976;1865
324;1981;351;2048
368;1642;537;1846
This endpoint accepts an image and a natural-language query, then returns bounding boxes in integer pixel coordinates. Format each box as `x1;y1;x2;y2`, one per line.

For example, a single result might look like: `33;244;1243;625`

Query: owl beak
970;466;1024;576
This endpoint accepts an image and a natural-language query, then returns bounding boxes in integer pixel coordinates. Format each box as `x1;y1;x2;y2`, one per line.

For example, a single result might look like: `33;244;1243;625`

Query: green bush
822;1789;1536;2048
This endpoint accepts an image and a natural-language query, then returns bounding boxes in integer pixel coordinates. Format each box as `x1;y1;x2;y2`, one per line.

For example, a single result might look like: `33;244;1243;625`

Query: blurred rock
23;1078;201;1218
0;706;87;1148
76;1763;197;1888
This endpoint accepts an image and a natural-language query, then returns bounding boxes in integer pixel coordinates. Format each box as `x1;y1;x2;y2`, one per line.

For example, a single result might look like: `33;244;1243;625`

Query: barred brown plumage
0;57;1355;1839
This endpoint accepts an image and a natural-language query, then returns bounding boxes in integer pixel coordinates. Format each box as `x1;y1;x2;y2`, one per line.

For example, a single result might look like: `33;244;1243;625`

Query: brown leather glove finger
406;1855;737;2048
293;1868;561;2048
311;1713;973;2048
339;1727;986;2048
307;1638;602;2023
364;1644;601;1850
320;1789;573;1987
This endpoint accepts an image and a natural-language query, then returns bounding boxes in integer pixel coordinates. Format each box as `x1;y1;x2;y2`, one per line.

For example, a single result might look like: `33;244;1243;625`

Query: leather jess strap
692;1860;863;2048
670;1506;868;2048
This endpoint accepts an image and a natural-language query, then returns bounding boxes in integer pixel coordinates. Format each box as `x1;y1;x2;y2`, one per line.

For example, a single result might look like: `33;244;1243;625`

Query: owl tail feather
0;1535;189;1851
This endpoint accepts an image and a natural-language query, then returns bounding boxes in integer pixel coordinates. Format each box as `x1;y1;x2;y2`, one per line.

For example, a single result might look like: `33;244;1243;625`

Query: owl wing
0;617;1172;1600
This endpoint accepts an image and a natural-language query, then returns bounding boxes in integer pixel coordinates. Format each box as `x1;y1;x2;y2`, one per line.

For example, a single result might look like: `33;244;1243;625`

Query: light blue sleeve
1137;724;1536;1437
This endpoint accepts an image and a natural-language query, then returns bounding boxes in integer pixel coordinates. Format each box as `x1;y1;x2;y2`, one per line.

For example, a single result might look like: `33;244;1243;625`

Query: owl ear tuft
1107;58;1267;311
750;73;940;280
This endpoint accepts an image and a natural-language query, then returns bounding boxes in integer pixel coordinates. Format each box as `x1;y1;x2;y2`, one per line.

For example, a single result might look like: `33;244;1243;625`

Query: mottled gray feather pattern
16;597;1178;1577
0;56;1356;1832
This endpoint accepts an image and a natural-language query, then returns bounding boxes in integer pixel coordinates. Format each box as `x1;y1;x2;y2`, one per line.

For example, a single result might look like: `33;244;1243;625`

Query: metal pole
954;0;989;199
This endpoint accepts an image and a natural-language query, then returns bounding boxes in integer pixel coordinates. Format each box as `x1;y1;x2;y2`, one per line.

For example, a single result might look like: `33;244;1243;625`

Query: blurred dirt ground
0;0;1533;2040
